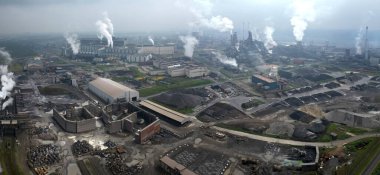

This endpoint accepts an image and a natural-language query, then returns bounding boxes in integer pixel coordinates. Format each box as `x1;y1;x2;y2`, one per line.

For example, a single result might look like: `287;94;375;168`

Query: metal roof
253;74;275;83
89;77;137;98
140;100;191;125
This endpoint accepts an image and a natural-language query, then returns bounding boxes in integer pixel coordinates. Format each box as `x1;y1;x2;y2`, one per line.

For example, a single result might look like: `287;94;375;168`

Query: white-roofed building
88;77;139;104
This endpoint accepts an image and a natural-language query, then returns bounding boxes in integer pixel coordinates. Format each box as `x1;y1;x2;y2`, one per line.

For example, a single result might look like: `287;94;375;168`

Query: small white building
88;77;139;104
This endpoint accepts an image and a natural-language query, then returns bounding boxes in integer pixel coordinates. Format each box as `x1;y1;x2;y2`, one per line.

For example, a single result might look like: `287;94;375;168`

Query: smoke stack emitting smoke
0;49;15;110
179;36;198;58
355;11;374;55
148;36;155;45
264;26;277;54
96;12;114;48
64;33;81;55
290;0;316;41
212;51;237;67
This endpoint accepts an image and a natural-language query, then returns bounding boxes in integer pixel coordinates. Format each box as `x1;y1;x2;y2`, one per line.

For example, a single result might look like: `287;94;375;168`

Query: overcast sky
0;0;378;35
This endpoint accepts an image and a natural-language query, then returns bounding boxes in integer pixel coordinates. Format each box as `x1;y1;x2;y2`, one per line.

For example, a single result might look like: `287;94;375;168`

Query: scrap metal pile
106;153;142;175
28;144;61;168
72;140;94;156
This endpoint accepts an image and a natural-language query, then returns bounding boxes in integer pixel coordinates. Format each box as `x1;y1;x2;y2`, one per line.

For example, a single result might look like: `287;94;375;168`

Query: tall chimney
365;26;369;60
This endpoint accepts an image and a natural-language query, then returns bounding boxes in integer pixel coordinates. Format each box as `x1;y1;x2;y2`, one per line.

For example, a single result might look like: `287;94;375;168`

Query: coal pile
149;128;178;144
197;102;249;122
284;97;304;107
312;93;331;101
325;91;343;97
299;96;317;104
152;93;203;109
106;153;142;175
324;82;341;89
104;140;117;148
28;144;61;168
289;111;316;123
72;140;94;156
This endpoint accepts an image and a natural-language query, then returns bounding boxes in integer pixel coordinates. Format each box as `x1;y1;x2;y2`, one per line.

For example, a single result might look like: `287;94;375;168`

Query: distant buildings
88;77;139;104
153;58;209;78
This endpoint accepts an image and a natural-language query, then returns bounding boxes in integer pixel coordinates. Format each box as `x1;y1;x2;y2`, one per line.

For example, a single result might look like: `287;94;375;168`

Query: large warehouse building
88;77;139;104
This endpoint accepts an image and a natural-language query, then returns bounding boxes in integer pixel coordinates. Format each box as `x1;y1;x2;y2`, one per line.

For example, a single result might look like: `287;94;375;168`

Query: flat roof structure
160;156;197;175
139;100;191;125
252;74;275;83
89;77;138;99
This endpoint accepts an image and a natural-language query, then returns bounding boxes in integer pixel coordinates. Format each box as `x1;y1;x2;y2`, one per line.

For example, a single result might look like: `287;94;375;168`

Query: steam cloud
189;0;234;33
263;26;277;54
179;35;198;58
0;48;12;64
0;49;15;110
212;51;237;67
290;0;316;41
355;11;374;55
64;33;81;55
148;36;155;45
355;27;364;55
96;12;114;48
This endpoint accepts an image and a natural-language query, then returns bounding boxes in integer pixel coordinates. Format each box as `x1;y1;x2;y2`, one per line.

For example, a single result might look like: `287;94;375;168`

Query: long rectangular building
88;77;139;104
139;100;191;126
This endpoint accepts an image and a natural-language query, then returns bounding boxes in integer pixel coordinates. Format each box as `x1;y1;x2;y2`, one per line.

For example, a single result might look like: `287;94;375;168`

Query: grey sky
0;0;378;34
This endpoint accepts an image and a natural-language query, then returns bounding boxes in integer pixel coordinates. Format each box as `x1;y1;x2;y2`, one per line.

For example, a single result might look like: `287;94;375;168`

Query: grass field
139;79;213;97
318;123;367;142
371;162;380;175
337;137;380;175
0;138;24;175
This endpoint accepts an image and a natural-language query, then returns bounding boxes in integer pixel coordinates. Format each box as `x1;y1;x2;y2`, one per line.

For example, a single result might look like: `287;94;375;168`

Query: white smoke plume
290;0;316;41
0;48;12;64
2;98;13;110
235;43;240;52
263;26;277;54
198;15;234;33
64;33;80;55
186;0;234;33
355;27;365;55
0;50;15;110
212;51;237;67
148;36;155;45
179;35;198;58
96;12;114;48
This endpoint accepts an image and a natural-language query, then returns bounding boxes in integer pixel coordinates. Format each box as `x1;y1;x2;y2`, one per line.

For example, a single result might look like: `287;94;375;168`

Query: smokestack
365;26;369;60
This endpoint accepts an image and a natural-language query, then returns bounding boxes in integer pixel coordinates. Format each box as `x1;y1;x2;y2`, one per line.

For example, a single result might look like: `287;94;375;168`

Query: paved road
363;150;380;175
213;126;380;147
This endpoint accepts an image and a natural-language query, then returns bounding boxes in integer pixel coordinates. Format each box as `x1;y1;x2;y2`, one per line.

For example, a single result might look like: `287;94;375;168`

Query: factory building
52;103;100;133
126;54;152;63
186;67;208;78
101;102;160;143
251;74;280;90
167;66;186;77
88;77;139;104
138;46;175;55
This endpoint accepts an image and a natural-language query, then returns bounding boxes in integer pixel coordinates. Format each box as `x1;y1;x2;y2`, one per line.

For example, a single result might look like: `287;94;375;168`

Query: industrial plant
1;0;380;175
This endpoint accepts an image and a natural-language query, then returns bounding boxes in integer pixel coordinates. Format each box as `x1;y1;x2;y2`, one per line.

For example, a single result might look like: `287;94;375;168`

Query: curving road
213;126;380;147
